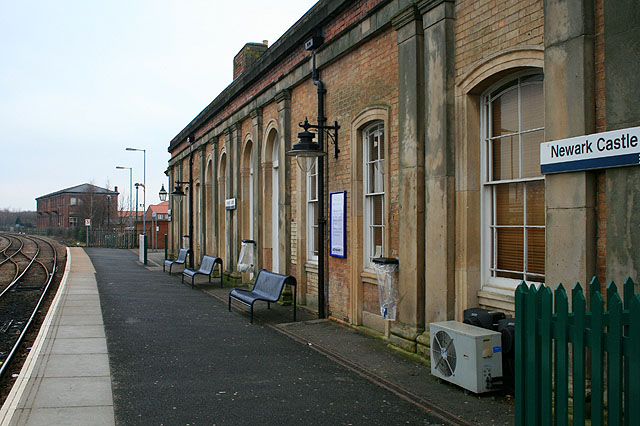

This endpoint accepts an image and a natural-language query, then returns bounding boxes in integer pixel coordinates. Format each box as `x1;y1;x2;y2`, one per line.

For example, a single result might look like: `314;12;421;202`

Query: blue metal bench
182;255;223;288
228;269;297;323
163;248;189;274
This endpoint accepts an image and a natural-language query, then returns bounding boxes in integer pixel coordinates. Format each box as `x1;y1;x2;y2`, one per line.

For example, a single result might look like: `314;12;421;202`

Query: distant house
36;183;118;229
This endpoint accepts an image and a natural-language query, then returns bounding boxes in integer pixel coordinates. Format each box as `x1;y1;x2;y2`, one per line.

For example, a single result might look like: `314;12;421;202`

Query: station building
36;183;119;230
166;0;640;353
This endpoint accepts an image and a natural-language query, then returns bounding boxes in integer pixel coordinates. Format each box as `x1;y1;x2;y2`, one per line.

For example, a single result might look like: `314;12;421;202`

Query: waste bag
372;257;399;320
238;239;256;273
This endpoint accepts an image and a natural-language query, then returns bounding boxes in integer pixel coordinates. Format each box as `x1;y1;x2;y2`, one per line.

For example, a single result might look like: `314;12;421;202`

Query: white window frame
363;121;385;269
480;71;545;292
306;159;319;262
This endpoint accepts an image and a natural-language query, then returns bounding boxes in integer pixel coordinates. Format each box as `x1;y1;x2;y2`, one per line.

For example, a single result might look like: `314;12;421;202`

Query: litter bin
372;257;399;320
238;239;256;273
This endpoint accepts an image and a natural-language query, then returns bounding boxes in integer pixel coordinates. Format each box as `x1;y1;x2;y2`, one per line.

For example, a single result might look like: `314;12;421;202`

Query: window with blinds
363;121;385;267
483;73;545;286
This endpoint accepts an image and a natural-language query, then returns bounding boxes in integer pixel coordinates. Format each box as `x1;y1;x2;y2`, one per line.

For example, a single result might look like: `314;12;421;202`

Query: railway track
0;233;62;378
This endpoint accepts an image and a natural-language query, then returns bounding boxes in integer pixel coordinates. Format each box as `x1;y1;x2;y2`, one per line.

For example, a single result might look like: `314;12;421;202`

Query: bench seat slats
163;248;190;274
181;255;223;288
228;269;296;323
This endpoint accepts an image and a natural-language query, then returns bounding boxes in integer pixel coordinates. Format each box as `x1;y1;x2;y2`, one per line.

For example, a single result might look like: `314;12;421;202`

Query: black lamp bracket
299;118;340;158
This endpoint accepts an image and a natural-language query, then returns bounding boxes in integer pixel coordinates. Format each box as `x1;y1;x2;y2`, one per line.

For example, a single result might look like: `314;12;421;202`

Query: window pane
368;132;379;161
495;183;523;226
526;180;545;226
491;87;518;137
372;226;383;258
496;227;524;273
375;161;384;193
521;81;544;131
309;173;317;199
492;136;519;180
372;195;383;226
527;228;545;276
521;130;544;178
378;130;384;161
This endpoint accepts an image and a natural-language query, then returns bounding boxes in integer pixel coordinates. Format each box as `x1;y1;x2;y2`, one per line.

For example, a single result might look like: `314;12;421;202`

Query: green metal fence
515;277;640;425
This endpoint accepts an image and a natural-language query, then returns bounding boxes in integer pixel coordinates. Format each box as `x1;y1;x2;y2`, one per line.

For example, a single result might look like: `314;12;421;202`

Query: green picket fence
515;277;640;426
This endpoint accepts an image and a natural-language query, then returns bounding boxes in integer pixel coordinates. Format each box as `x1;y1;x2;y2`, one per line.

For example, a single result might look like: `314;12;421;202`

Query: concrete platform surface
0;247;514;426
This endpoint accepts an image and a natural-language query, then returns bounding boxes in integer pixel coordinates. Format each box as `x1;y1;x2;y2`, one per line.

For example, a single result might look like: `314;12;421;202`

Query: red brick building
36;184;118;229
166;0;640;356
135;201;169;249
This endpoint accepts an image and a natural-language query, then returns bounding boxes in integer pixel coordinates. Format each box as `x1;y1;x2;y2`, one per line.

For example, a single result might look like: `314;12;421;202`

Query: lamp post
106;195;111;228
116;166;133;230
126;147;146;236
159;184;168;202
134;183;143;233
286;42;339;319
171;181;193;269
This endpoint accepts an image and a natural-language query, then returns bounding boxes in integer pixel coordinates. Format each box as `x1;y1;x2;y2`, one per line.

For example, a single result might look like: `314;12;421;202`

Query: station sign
225;198;237;210
541;126;640;174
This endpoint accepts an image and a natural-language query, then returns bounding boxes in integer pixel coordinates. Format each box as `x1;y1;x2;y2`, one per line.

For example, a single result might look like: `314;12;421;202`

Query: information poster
330;191;346;258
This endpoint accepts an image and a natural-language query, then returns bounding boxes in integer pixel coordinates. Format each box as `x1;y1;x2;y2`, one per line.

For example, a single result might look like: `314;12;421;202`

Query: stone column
604;0;640;287
390;5;426;352
200;144;206;257
224;127;234;271
250;108;263;271
544;0;596;289
276;90;292;276
211;138;218;260
419;0;455;325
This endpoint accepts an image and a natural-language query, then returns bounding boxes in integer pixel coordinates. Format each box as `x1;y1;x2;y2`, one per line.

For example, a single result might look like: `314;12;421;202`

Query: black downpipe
188;148;194;269
313;51;327;319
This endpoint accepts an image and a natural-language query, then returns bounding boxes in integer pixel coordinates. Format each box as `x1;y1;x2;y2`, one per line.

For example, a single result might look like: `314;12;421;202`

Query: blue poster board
330;191;346;258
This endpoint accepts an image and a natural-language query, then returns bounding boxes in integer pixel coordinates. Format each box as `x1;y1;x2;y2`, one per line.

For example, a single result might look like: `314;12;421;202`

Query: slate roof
36;183;119;200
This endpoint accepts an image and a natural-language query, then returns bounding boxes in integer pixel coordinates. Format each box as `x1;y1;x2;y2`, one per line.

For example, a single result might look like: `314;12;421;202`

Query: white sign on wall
225;198;237;210
540;126;640;174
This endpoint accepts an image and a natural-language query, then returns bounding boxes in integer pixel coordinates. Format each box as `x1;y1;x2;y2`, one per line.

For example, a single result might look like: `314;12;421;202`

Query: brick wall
454;0;544;82
290;26;399;321
594;0;606;286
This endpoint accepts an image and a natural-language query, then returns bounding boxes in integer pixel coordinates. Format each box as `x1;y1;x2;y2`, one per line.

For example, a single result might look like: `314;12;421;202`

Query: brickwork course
167;0;640;361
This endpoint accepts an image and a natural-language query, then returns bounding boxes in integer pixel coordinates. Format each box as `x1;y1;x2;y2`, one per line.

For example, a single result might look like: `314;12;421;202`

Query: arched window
363;121;385;268
481;72;545;289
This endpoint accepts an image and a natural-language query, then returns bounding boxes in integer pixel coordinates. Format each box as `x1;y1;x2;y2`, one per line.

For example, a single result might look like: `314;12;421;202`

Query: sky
0;0;318;212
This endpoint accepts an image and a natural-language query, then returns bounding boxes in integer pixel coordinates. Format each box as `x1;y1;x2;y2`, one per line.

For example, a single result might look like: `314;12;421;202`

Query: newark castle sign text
541;126;640;174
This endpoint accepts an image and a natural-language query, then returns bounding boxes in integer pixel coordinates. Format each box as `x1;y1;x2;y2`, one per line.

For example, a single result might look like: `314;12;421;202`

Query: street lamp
115;166;133;229
126;147;146;235
159;184;168;202
286;40;339;319
106;195;111;227
171;180;193;268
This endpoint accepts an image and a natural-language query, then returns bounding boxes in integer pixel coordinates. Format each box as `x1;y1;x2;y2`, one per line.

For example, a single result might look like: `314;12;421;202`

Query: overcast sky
0;0;318;212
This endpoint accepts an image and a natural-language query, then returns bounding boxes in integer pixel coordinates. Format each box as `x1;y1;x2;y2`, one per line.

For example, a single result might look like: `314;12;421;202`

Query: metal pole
189;150;194;269
143;150;146;237
313;51;327;319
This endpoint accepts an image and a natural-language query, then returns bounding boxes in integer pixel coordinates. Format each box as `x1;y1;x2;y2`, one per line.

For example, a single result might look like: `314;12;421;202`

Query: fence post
590;277;604;426
515;282;528;426
572;283;586;426
554;284;569;426
607;282;623;426
623;278;634;426
539;286;553;426
629;296;640;426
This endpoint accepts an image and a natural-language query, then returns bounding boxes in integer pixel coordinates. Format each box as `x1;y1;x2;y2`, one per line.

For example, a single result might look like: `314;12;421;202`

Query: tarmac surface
0;247;514;426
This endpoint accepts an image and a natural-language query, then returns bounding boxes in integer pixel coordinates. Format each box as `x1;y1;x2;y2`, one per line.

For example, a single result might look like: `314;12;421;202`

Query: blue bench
228;269;297;323
163;248;189;274
182;255;223;288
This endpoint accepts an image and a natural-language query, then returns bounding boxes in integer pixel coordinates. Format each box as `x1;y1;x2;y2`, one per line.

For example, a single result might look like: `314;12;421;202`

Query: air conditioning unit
430;321;503;394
